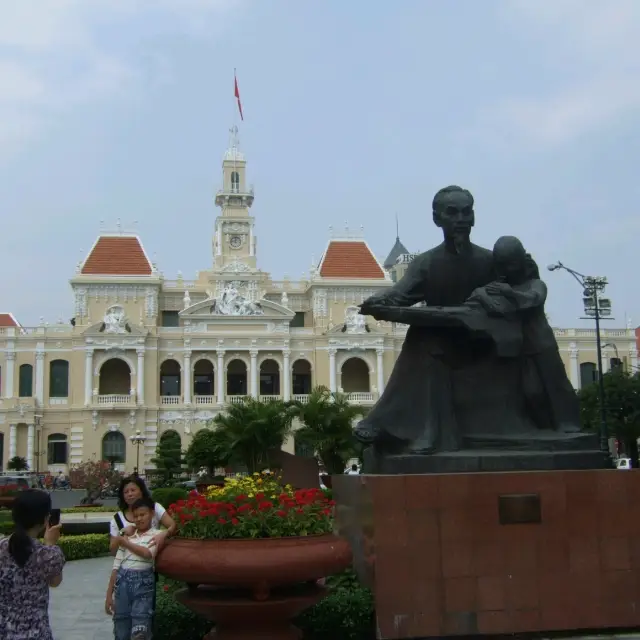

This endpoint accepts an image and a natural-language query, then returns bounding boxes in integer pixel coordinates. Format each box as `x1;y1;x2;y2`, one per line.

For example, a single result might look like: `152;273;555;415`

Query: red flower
217;517;227;524
163;585;169;592
231;518;239;525
275;510;286;518
258;501;273;511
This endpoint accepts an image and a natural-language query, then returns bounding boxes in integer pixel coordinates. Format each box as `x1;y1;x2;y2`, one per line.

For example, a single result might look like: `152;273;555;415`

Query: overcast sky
1;0;638;328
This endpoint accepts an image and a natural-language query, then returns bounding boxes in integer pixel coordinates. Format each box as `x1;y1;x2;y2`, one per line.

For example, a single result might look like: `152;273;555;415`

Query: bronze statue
354;187;586;470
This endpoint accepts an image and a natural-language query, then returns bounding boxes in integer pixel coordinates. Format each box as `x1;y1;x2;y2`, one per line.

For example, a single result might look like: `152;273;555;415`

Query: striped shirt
112;529;159;571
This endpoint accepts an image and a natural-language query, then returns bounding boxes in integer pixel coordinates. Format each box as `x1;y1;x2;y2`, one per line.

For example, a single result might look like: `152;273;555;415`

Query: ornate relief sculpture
209;284;264;316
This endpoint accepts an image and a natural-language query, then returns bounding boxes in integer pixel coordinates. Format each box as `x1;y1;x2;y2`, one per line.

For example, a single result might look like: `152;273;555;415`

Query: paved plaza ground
50;556;113;640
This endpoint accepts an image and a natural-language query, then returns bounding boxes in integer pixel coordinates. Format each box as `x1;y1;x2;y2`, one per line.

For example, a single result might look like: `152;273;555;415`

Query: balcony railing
292;394;310;404
259;394;282;403
194;395;216;405
347;392;375;403
160;396;181;406
49;398;68;406
227;395;247;404
94;394;135;406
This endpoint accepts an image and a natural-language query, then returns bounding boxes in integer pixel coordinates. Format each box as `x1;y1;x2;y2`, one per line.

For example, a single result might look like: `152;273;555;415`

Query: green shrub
0;521;13;535
153;571;374;640
152;487;189;508
57;534;110;561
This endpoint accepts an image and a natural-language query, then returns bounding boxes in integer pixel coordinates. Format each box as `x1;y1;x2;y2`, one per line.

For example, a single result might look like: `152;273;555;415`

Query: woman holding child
106;475;177;640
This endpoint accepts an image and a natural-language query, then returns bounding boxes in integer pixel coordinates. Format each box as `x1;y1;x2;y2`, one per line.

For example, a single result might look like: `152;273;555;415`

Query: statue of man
356;185;536;454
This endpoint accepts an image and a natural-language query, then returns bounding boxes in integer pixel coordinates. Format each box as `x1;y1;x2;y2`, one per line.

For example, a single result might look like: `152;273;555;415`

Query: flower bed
62;506;115;513
169;472;334;538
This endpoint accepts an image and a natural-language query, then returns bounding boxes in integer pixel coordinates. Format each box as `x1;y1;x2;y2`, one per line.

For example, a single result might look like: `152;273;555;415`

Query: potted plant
156;471;352;640
0;484;21;508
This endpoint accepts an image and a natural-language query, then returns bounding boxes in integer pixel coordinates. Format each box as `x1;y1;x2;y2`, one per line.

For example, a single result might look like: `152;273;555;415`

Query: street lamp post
548;262;612;453
129;430;147;475
34;414;43;475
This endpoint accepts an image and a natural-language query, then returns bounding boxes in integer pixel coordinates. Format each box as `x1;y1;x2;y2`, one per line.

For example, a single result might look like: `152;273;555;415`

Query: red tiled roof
0;313;19;327
318;241;385;279
81;236;152;276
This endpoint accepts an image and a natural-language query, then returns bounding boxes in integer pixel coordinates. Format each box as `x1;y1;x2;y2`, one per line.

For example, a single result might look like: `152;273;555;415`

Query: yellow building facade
0;130;637;473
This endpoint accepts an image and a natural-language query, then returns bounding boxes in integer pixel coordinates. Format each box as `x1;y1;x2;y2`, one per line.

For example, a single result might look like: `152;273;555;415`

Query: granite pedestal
333;470;640;639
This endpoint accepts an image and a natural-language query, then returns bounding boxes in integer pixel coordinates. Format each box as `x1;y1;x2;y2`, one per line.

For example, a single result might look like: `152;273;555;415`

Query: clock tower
212;126;257;271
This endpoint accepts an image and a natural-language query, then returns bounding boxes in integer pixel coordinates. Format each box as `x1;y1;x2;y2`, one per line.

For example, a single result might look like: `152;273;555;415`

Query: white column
84;348;94;406
631;346;638;373
376;348;385;394
136;348;145;404
283;350;291;401
217;350;225;404
569;344;580;390
9;424;17;459
4;352;15;398
27;424;34;470
329;349;337;393
249;223;255;257
602;350;610;374
35;350;45;405
216;222;222;256
250;350;258;397
183;351;192;404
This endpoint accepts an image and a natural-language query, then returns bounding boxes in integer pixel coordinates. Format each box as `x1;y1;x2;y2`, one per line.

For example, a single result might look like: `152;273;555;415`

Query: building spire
395;213;399;239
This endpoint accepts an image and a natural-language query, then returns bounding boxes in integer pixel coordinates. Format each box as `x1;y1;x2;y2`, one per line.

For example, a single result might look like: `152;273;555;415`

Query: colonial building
0;129;637;474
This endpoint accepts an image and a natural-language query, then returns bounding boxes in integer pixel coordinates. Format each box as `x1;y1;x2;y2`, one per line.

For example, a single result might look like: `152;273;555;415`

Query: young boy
105;497;159;640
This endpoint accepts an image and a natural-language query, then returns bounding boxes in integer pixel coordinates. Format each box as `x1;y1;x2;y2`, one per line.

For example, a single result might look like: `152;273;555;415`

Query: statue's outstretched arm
361;255;427;311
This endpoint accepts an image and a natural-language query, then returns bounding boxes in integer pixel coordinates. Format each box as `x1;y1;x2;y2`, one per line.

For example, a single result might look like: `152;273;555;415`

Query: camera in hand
49;509;61;527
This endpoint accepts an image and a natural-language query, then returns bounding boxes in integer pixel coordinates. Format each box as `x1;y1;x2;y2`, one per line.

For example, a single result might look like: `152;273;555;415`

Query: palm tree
211;397;296;473
291;386;366;474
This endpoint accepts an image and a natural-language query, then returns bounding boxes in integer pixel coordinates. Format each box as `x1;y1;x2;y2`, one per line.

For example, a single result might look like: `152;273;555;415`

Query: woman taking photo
0;490;64;640
109;475;176;554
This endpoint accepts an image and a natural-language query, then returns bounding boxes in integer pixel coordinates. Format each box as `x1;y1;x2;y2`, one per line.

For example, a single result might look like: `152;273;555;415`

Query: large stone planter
156;534;352;640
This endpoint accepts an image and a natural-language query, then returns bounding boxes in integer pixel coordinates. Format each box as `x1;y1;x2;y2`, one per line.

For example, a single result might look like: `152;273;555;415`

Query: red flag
234;72;244;121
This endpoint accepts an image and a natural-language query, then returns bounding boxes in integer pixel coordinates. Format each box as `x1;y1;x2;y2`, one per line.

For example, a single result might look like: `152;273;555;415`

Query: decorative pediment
82;321;148;340
181;296;294;321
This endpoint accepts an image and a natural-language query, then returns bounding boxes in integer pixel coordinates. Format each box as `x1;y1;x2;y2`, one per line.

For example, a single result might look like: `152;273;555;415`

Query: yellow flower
248;493;254;498
256;479;263;485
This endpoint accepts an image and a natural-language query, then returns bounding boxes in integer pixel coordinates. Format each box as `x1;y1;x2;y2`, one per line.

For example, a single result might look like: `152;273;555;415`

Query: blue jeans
113;568;155;640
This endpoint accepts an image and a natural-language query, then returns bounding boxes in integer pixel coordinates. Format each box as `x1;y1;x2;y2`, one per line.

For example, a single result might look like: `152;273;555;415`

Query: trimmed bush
57;534;110;560
151;487;189;508
153;571;374;640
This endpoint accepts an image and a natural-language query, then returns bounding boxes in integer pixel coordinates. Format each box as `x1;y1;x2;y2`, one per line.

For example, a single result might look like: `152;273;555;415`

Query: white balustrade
292;394;310;404
194;395;216;405
95;394;134;406
160;396;181;406
259;395;282;403
347;392;375;403
227;395;248;405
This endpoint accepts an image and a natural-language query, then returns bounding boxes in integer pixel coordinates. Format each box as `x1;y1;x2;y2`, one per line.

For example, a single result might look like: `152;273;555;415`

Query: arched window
160;359;181;397
99;359;131;395
259;359;280;396
227;359;247;396
231;171;240;192
47;433;68;465
19;364;33;397
341;358;370;393
580;362;597;389
292;360;312;395
49;360;69;398
102;431;126;464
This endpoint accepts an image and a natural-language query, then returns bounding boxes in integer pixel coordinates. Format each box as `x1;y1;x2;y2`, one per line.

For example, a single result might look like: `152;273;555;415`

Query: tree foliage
211;398;296;473
71;460;123;504
151;430;184;485
7;456;28;471
578;370;640;464
291;386;365;474
184;428;230;473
